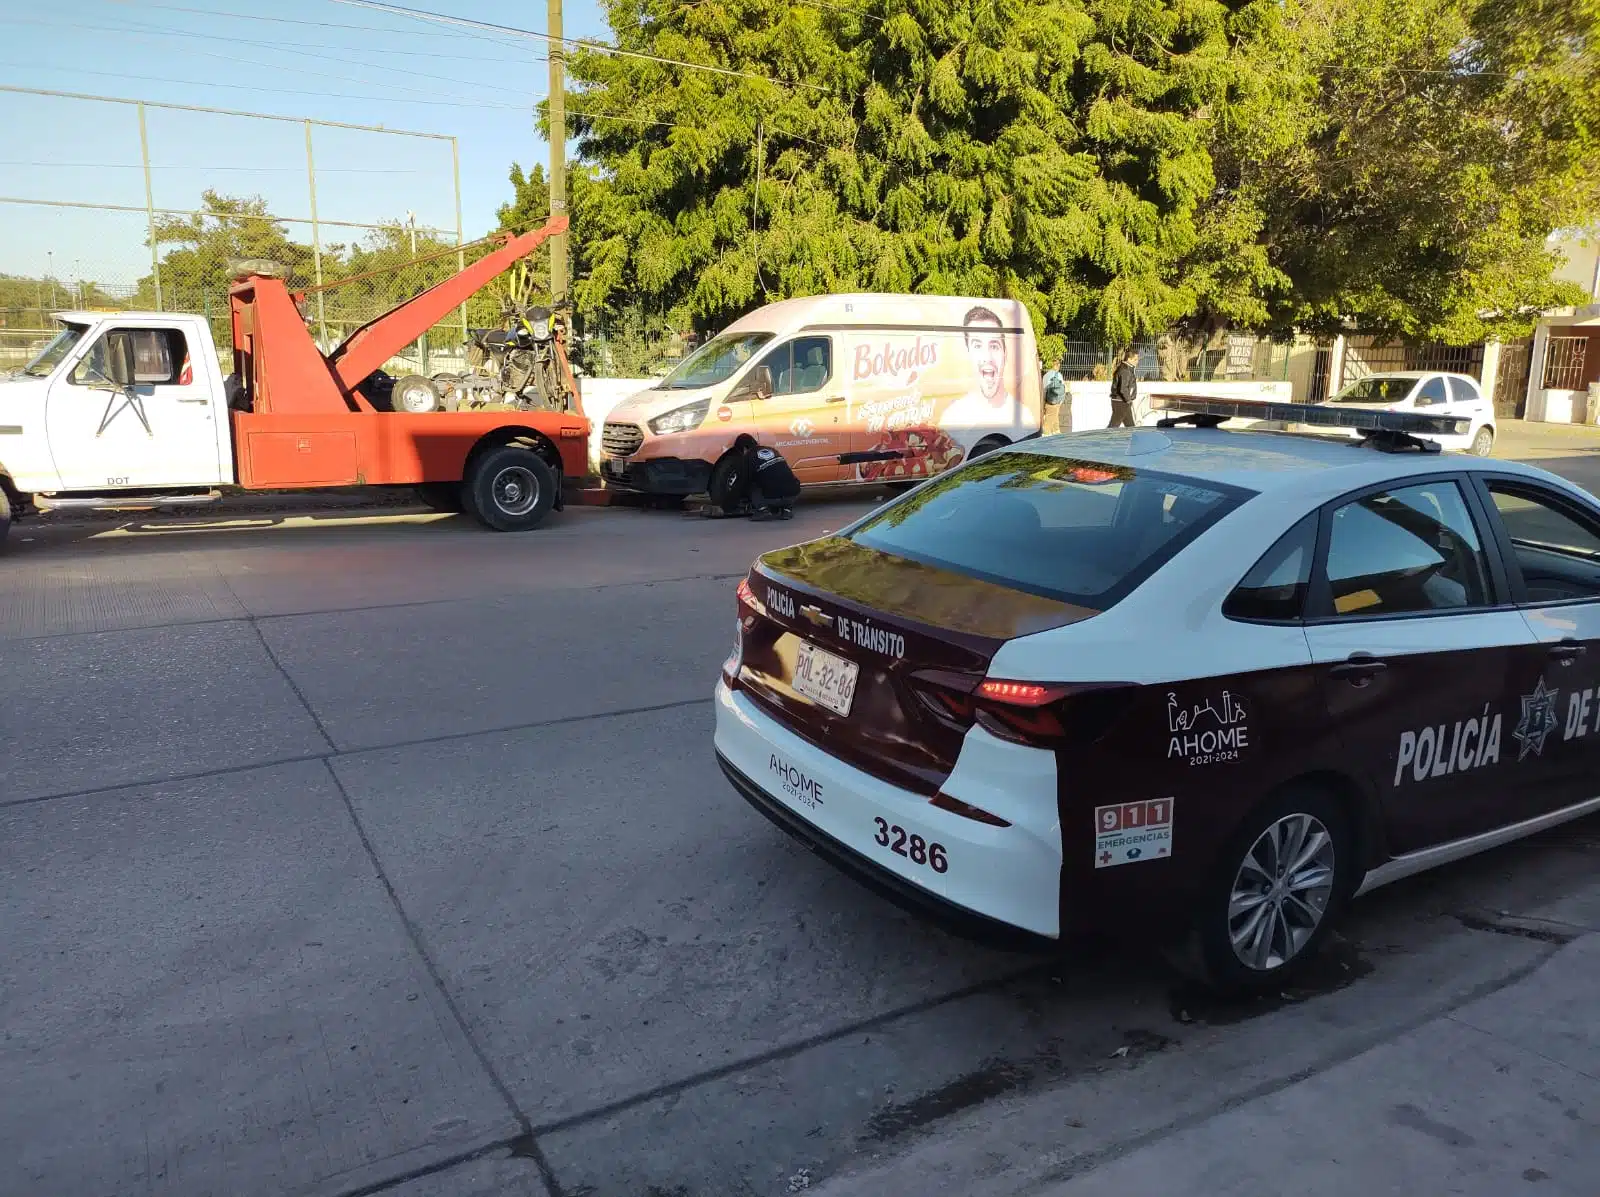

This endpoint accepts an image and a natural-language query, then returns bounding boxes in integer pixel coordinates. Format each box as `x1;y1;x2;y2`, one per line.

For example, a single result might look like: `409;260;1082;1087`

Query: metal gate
1341;340;1486;384
1493;340;1533;420
1307;343;1334;402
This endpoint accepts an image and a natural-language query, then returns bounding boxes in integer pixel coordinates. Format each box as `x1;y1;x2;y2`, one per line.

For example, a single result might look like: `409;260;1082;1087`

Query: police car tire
708;453;745;514
1181;784;1356;994
464;445;557;532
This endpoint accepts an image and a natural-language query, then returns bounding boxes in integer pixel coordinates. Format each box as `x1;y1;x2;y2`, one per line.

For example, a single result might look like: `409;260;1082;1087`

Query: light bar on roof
1150;396;1471;438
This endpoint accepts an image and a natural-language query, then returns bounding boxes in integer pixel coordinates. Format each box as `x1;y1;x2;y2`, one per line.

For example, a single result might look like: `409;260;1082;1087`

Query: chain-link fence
0;86;503;376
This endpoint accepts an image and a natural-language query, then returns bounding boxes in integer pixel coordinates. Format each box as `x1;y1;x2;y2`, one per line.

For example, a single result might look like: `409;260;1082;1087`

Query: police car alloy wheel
1184;785;1354;991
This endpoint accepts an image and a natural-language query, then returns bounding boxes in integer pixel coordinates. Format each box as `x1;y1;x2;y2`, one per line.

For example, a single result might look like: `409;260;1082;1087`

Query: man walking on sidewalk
1109;347;1139;428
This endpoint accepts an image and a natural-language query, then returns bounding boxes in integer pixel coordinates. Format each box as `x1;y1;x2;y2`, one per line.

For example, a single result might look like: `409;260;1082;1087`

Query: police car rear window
846;452;1253;607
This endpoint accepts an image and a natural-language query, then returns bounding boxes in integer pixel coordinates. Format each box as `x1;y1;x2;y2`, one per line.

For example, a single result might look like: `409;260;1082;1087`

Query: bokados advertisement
843;307;1039;482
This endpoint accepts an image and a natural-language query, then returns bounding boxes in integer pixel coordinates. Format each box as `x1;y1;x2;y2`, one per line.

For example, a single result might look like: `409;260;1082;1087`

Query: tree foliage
1219;0;1600;341
560;0;1600;350
564;0;1278;356
131;191;484;351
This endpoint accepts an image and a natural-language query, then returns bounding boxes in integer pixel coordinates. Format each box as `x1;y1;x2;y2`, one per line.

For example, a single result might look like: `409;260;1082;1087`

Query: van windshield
655;332;774;390
21;323;87;377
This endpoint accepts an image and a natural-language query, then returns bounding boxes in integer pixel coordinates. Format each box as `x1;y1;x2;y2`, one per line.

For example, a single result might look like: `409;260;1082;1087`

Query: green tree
496;159;687;374
1212;0;1600;342
561;0;1281;356
133;191;316;349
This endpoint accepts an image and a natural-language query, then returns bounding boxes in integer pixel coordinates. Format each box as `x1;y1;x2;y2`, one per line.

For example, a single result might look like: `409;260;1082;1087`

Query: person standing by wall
1109;347;1140;428
1042;358;1067;435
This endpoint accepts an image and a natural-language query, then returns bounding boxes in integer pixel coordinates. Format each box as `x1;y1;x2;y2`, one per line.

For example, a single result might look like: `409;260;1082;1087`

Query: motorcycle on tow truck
386;296;577;416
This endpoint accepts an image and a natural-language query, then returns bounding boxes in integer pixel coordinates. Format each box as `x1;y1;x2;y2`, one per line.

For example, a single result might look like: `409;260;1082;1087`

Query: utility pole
547;0;568;303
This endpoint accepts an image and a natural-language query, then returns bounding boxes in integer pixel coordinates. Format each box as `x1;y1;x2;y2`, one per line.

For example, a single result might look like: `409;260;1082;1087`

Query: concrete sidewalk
1050;933;1599;1196
814;880;1600;1197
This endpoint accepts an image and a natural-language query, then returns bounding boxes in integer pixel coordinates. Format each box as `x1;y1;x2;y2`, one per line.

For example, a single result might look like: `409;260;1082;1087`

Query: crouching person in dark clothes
730;433;800;520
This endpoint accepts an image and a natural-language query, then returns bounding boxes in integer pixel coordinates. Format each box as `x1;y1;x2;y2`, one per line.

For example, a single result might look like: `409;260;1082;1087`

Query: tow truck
0;213;587;549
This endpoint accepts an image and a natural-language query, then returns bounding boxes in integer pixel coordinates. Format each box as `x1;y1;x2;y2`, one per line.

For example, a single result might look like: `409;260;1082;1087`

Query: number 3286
873;817;948;873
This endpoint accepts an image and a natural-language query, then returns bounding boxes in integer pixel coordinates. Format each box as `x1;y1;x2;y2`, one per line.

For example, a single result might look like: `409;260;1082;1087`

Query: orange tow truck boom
227;211;587;529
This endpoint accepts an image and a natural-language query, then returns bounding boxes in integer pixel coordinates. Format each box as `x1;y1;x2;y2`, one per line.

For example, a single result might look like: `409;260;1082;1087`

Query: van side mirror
735;365;774;401
105;331;137;388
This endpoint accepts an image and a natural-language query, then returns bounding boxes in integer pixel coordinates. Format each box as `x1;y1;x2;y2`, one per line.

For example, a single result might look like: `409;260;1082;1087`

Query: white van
599;294;1043;501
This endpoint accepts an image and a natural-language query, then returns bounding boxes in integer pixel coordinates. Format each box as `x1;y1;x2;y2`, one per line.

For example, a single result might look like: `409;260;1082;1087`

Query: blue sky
1;0;610;285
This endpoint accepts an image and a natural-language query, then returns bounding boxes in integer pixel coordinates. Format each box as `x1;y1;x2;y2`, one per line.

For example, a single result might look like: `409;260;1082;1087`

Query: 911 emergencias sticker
1094;800;1174;869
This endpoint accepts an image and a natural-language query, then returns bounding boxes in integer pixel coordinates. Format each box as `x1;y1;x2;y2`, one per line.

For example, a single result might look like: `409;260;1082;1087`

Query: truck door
47;324;224;490
746;335;849;484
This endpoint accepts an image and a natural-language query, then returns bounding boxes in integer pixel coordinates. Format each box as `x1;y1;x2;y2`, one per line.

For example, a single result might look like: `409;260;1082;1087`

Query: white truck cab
1;312;236;544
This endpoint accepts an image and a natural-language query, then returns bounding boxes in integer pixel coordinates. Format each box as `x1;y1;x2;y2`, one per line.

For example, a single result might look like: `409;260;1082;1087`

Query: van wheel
1470;426;1494;457
708;453;746;515
391;375;442;414
464;445;556;532
968;436;1009;461
1171;784;1354;995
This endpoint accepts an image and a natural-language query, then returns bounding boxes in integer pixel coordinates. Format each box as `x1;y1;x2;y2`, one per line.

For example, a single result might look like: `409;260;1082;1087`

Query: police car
714;398;1600;990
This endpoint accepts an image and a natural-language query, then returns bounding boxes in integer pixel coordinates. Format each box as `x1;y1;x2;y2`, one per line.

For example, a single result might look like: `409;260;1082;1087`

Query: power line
331;0;833;94
98;0;494;41
0;84;456;139
13;14;549;68
22;15;544;107
0;161;426;174
0;63;535;111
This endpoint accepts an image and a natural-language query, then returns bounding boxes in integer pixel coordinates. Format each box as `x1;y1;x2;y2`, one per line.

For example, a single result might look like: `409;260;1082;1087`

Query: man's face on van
965;320;1006;403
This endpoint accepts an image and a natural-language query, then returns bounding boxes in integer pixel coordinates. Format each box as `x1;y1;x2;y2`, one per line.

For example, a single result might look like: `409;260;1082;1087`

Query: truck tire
391;375;442;414
416;482;463;513
463;445;557;532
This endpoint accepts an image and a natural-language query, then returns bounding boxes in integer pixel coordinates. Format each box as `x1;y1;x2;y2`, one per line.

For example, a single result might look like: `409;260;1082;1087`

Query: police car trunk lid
736;537;1097;793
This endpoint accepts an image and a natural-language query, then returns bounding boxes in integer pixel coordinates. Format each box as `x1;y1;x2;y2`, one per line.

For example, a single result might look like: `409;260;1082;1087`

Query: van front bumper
600;456;713;496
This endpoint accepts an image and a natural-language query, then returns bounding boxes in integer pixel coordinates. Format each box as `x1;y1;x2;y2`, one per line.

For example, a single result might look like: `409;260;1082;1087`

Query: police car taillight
966;678;1120;742
976;681;1069;706
726;579;759;688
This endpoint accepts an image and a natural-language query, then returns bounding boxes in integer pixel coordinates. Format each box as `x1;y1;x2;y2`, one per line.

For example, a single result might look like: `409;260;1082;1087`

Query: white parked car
1321;370;1495;456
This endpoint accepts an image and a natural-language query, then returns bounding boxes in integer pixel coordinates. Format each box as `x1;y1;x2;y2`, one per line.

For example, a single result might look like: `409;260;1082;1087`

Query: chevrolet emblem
800;605;833;629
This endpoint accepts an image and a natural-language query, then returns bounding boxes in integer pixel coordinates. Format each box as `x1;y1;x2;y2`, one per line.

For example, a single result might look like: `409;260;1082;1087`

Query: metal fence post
453;137;467;353
305;120;328;347
138;102;162;311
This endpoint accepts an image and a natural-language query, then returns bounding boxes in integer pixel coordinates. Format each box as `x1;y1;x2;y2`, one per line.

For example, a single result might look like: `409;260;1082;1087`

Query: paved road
2;430;1598;1197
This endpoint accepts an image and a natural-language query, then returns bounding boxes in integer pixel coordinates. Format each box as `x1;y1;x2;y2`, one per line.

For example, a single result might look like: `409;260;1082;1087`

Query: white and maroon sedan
714;400;1600;990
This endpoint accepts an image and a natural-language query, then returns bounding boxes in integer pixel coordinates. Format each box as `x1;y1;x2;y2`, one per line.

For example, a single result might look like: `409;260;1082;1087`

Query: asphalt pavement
2;424;1598;1197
